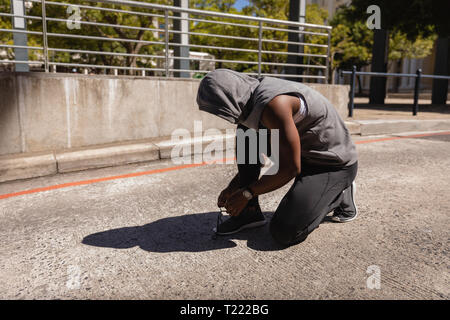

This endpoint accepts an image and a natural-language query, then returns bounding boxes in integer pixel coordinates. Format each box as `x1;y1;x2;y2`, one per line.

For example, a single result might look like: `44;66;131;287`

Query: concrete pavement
0;131;449;299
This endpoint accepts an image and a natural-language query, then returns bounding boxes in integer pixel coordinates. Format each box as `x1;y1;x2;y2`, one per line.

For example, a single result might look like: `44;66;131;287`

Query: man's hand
225;188;249;216
217;175;241;207
218;185;237;207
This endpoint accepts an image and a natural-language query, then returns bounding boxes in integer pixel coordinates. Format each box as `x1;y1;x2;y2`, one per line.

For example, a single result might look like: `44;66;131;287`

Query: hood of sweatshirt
196;69;260;124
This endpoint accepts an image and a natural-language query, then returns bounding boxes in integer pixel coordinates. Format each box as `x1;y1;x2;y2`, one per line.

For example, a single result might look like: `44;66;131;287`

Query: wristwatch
242;187;254;200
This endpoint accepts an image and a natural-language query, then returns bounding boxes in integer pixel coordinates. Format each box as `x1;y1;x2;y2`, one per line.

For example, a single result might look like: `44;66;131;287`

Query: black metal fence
341;66;450;117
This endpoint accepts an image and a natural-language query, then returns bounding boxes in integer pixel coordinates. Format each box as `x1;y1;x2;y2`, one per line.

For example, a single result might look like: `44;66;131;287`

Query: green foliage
346;0;449;38
303;4;330;76
240;1;329;76
30;0;173;73
330;5;373;70
0;0;330;78
389;32;437;61
241;0;289;74
1;0;174;72
0;0;14;60
0;0;42;64
190;0;255;72
330;3;436;73
1;0;439;77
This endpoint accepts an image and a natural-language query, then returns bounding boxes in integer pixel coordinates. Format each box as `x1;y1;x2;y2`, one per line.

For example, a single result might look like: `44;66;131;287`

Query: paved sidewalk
0;131;449;299
352;98;450;120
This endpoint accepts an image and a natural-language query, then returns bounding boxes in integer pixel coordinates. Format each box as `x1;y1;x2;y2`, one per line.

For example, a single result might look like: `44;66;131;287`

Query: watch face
243;190;252;200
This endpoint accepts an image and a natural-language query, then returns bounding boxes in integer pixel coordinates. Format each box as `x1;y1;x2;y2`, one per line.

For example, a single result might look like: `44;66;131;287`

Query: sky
234;0;251;10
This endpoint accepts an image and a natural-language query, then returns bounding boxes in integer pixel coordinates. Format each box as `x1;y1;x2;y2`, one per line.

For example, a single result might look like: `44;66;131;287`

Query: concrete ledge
355;119;450;136
345;121;361;135
0;72;347;156
56;142;160;173
155;132;236;160
309;84;349;120
0;152;57;183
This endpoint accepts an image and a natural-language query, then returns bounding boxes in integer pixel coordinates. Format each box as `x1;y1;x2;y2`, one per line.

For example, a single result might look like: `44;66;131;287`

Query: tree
241;0;289;75
347;0;449;39
343;0;448;101
0;0;175;74
330;2;436;90
303;4;330;79
190;0;255;72
42;0;173;74
191;0;330;77
241;1;329;78
330;9;372;72
0;0;42;70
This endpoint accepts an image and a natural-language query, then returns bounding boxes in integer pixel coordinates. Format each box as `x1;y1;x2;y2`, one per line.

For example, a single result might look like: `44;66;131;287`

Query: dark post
349;65;356;117
286;0;306;81
173;0;190;78
431;37;449;105
413;69;422;116
369;29;389;104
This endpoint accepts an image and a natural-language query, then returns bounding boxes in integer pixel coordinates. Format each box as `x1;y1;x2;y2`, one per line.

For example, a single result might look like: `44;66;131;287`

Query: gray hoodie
196;69;259;124
197;69;357;167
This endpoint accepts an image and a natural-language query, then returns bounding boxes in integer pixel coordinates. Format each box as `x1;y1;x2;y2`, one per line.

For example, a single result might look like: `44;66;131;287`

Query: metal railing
0;0;332;81
341;66;450;117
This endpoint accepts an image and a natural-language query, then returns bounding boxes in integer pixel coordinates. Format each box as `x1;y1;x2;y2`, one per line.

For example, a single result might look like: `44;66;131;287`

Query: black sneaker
331;181;358;223
213;205;267;235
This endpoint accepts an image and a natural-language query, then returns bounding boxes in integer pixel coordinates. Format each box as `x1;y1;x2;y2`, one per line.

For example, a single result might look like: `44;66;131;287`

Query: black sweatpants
236;124;358;246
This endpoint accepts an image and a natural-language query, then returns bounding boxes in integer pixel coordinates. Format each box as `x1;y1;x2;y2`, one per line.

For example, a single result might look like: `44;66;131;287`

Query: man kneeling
197;69;358;246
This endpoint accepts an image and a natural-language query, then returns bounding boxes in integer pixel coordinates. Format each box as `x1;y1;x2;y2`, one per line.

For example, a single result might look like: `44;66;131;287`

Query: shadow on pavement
82;211;285;253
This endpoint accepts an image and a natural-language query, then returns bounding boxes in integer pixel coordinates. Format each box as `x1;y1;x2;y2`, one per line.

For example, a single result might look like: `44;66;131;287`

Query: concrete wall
0;72;349;156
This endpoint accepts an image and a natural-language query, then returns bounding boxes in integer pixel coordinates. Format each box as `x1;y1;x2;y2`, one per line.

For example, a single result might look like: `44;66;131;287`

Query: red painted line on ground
0;158;235;200
1;131;449;200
